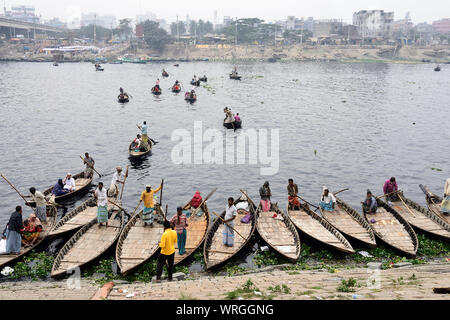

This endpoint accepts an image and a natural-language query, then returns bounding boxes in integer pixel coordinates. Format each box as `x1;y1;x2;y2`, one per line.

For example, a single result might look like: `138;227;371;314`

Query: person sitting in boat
172;81;180;91
441;178;450;216
63;173;76;192
223;197;237;247
138;184;163;227
287;179;301;210
52;179;69;196
133;135;142;151
259;181;272;212
190;191;203;209
231;66;238;76
362;190;378;214
383;177;398;202
190;89;196;99
162;69;168;76
21;216;42;247
319;186;336;211
108;167;126;197
169;206;188;255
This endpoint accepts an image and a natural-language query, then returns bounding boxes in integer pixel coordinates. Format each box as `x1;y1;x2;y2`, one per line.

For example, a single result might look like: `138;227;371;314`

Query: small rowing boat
51;203;124;278
151;86;162;95
420;184;449;224
173;198;210;266
184;93;197;103
320;195;376;248
162;71;169;77
26;171;92;207
115;205;165;275
0;206;57;270
190;80;200;86
287;201;355;254
256;202;300;262
199;76;207;82
223;120;242;129
128;140;152;159
172;85;181;93
203;193;257;270
363;199;418;257
229;74;241;80
48;195;119;239
117;94;129;103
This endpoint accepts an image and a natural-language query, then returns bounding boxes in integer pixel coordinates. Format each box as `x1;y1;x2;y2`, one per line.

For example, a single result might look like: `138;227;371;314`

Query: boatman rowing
108;167;126;197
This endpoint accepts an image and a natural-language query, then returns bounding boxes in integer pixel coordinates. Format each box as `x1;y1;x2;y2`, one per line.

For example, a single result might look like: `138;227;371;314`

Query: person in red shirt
190;191;202;209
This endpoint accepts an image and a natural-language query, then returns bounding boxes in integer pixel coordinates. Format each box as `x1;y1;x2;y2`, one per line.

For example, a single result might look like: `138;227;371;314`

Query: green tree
170;21;186;36
115;18;132;40
143;20;172;50
74;24;111;41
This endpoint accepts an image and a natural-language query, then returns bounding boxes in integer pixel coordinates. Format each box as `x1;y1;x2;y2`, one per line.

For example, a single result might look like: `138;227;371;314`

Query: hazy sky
4;0;450;24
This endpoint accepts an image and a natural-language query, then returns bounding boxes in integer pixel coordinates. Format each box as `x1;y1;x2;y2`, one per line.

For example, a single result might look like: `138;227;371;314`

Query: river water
0;61;449;264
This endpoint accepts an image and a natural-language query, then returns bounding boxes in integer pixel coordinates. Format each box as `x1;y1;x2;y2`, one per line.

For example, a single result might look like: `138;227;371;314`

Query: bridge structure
0;17;65;37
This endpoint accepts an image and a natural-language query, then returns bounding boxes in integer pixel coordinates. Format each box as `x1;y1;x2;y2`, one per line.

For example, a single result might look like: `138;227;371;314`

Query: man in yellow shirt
155;220;177;282
137;184;162;226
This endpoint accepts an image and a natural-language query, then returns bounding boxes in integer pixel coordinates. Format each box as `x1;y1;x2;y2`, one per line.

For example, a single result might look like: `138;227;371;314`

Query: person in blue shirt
52;179;69;196
362;190;378;214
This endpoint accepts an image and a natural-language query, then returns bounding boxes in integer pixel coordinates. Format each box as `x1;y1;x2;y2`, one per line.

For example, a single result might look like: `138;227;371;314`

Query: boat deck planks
365;205;417;256
288;205;354;253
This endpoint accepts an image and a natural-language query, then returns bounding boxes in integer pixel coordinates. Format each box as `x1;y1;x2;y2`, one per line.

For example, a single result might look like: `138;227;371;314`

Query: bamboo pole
397;193;416;218
192;188;217;216
80;155;102;177
1;173;36;213
211;211;246;241
119;166;129;200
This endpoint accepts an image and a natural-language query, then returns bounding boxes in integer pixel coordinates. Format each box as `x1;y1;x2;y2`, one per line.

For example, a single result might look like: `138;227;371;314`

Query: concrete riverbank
0;261;448;300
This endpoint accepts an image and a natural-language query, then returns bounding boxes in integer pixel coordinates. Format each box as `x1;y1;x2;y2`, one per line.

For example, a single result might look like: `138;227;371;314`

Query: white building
353;10;394;38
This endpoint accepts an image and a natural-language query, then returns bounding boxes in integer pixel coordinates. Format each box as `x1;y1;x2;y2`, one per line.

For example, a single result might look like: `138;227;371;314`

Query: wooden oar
79;156;102;177
375;189;400;200
333;188;349;196
119;165;129;200
131;201;141;216
397;193;416;218
211;211;246;241
294;194;319;210
159;179;164;206
1;173;36;213
192;188;217;216
108;199;131;218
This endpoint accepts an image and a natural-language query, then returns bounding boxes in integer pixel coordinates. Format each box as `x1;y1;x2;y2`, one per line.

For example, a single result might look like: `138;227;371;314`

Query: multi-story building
313;19;343;37
353;10;394;38
432;18;450;34
223;16;232;26
5;5;39;24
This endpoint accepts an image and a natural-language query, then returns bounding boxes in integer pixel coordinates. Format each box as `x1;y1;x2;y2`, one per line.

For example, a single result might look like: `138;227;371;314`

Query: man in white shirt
108;167;125;197
26;187;47;222
223;197;237;247
63;173;76;192
94;182;109;227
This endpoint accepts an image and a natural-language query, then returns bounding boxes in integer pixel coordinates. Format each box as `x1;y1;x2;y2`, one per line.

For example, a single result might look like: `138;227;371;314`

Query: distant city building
45;18;67;29
136;11;157;24
415;22;436;43
313;20;343;37
5;5;39;24
136;23;144;37
432;18;450;34
353;10;394;38
80;13;117;28
223;16;232;26
392;12;414;37
304;17;315;33
286;16;306;31
342;24;360;40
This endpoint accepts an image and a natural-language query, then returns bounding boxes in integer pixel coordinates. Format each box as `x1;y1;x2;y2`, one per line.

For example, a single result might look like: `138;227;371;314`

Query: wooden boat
53;62;59;66
223;120;242;129
51;203;124;278
26;171;92;207
0;206;57;270
128;139;152;159
173;64;179;67
173;200;210;266
95;67;104;71
320;195;376;248
363;199;418;257
199;77;207;82
115;205;165;275
287;202;355;254
229;74;242;80
117;94;129;103
190;80;200;86
185;94;197;103
387;191;450;241
434;66;441;72
419;184;450;224
256;202;300;262
162;71;169;77
151;86;162;95
48;195;119;239
172;85;181;93
203;194;257;270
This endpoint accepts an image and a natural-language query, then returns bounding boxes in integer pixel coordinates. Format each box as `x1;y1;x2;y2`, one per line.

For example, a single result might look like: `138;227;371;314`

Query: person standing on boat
383;177;398;202
137;121;149;146
362;190;378;214
259;181;272;212
319;186;336;211
3;206;24;255
155;220;177;282
287;179;301;210
170;207;188;255
27;187;47;222
441;178;450;216
223;197;237;247
83;152;95;179
138;184;162;226
94;182;108;227
63;173;76;192
108;167;126;197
